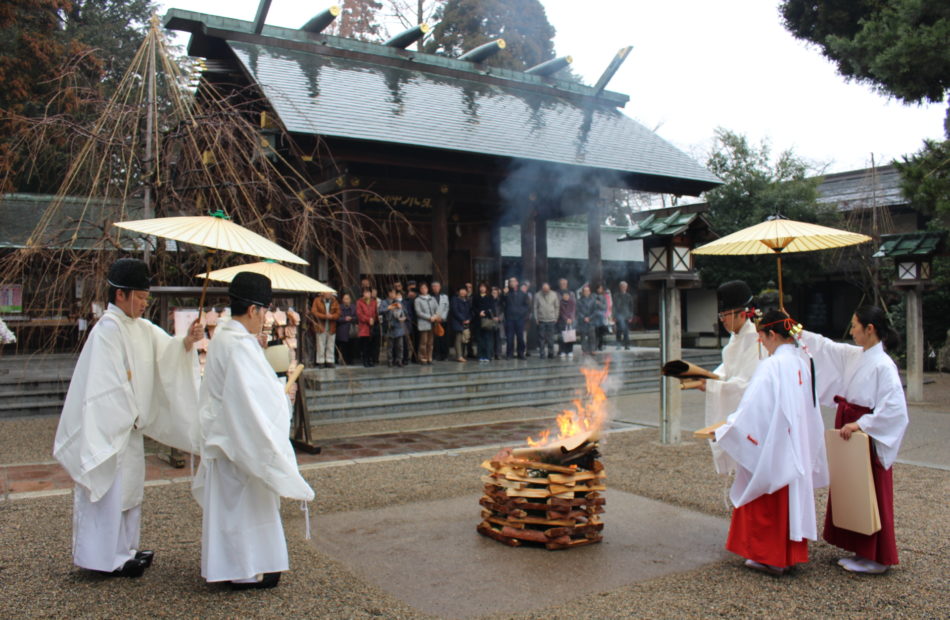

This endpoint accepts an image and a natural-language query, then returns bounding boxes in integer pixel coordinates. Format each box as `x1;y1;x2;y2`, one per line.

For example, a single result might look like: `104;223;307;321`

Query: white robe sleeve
140;324;201;454
53;320;142;502
205;342;314;501
715;359;804;507
704;325;760;474
799;330;861;407
856;362;908;469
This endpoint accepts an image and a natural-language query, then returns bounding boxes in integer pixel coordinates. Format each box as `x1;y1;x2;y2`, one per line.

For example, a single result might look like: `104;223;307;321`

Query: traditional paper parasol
196;260;335;294
692;216;872;310
114;210;308;309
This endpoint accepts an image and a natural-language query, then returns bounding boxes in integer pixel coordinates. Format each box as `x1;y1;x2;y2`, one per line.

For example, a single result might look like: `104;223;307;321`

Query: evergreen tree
697;129;835;299
425;0;556;71
780;0;950;131
0;0;159;192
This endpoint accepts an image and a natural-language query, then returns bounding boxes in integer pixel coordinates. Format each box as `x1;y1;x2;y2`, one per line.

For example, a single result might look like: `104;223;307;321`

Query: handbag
462;327;471;343
480;317;495;330
433;321;445;337
348;322;358;339
561;328;576;343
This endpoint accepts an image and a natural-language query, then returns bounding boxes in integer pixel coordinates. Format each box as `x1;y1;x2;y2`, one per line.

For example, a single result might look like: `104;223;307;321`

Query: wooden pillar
535;215;548;287
432;190;449;283
659;283;682;444
340;190;361;296
905;286;924;402
587;201;603;286
520;209;536;284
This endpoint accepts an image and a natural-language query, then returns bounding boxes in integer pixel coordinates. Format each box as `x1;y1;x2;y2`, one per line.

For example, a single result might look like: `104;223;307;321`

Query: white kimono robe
705;319;761;473
799;333;908;469
53;304;200;571
715;344;829;542
192;320;314;583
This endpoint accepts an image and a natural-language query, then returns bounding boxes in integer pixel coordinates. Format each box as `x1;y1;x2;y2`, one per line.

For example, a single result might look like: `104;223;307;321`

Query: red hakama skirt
823;396;899;565
726;485;809;568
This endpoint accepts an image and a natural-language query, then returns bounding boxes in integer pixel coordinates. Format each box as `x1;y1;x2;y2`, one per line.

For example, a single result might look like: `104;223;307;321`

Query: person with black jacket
450;285;472;362
503;277;530;360
473;282;495;363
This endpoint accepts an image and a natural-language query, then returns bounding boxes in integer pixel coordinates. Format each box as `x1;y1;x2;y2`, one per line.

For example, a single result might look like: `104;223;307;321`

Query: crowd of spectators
307;276;638;369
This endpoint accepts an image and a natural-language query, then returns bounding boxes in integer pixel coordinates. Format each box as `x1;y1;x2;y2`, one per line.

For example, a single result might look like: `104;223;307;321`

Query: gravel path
1;429;947;618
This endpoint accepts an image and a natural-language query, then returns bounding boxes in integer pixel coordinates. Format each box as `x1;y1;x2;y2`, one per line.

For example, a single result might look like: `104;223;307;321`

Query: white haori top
705;319;762;474
799;332;908;470
716;344;829;542
54;304;200;509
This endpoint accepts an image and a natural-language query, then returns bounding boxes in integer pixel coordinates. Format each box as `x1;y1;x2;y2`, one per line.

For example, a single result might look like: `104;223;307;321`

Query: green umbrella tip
209;209;231;220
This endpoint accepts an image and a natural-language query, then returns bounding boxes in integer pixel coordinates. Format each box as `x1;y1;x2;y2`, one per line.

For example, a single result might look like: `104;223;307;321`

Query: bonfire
477;363;610;549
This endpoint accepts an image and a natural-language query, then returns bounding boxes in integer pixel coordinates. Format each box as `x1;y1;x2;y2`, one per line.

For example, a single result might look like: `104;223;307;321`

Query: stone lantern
873;231;947;401
619;209;716;444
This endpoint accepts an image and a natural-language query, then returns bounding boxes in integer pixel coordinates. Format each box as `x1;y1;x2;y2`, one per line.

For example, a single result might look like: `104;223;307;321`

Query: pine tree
425;0;556;71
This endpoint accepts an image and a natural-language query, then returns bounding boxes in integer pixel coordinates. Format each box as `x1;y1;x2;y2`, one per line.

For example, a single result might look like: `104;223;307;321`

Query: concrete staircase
0;347;724;423
302;348;722;424
0;354;77;418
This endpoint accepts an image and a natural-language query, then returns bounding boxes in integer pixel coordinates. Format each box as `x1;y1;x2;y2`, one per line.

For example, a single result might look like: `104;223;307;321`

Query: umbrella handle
198;252;214;319
776;255;784;312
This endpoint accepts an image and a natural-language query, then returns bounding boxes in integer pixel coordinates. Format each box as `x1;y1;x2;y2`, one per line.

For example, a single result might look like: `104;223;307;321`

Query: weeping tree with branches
0;17;408;350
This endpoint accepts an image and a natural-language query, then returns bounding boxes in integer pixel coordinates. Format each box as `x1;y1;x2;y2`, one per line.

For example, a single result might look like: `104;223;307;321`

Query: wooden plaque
825;430;881;536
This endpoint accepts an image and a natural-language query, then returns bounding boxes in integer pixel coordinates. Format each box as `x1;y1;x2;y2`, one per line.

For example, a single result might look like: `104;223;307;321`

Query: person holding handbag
335;293;357;365
557;286;577;360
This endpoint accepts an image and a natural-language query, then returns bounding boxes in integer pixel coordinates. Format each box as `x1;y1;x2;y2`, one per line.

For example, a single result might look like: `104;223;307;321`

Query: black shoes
230;572;281;590
135;550;154;568
104;557;149;578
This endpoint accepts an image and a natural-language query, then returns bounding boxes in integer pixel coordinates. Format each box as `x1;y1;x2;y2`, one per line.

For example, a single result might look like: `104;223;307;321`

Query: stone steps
303;350;721;424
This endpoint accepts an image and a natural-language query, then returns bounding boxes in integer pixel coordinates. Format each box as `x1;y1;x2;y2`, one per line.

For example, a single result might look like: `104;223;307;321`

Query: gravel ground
1;429;947;618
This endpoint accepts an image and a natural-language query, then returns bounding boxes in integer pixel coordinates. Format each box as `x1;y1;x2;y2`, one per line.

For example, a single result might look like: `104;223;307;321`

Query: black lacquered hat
717;280;753;311
229;272;272;307
107;258;150;291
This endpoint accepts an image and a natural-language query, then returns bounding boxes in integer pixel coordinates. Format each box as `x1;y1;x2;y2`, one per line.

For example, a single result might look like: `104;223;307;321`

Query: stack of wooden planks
477;448;606;550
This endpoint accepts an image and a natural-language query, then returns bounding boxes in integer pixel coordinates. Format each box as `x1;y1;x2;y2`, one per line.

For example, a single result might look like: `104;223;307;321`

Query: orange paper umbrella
693;216;871;309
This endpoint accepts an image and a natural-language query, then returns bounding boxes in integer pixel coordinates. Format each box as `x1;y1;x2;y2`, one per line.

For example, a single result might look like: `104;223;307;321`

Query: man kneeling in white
192;272;314;589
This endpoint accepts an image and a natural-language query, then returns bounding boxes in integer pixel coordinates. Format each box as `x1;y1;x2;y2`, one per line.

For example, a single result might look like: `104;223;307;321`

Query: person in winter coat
533;282;559;359
414;282;438;365
450;285;472;363
310;292;340;368
503;277;530;359
473;282;495;363
613;281;635;350
356;288;378;367
576;284;598;356
335;293;357;365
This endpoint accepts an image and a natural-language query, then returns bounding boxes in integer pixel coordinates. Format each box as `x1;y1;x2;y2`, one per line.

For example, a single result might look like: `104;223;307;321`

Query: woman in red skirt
715;310;828;575
801;306;908;574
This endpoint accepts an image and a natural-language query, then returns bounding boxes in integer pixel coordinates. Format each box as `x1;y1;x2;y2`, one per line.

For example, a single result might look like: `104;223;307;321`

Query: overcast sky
161;0;946;175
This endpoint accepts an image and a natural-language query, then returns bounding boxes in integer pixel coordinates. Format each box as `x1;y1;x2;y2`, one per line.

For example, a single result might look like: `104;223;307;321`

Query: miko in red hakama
823;396;899;565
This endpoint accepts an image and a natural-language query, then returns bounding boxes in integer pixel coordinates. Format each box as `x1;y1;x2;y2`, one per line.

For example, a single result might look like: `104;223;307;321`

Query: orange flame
526;361;610;448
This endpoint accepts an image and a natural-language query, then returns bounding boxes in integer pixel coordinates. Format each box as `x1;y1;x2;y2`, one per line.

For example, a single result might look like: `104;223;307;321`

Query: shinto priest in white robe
192;319;314;583
53;304;200;572
715;343;828;543
705;318;761;474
